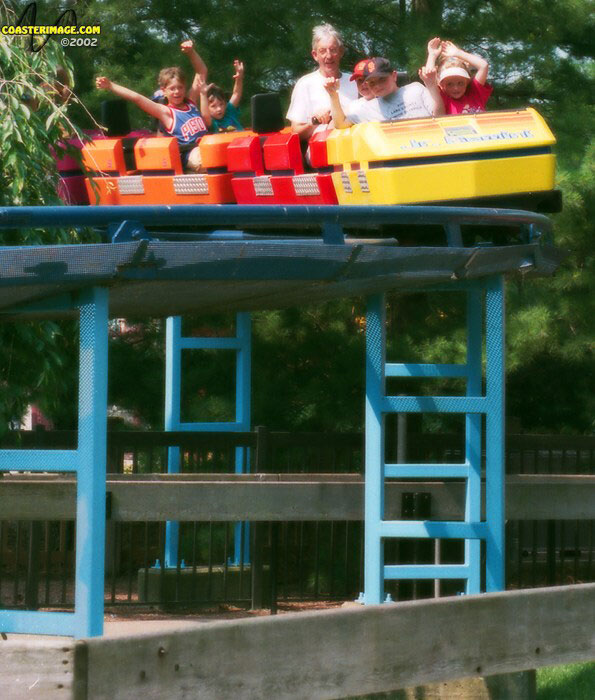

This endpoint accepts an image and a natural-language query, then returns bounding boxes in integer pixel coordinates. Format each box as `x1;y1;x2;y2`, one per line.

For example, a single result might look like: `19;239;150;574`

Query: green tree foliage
0;0;97;430
2;0;593;433
1;3;74;212
507;142;594;432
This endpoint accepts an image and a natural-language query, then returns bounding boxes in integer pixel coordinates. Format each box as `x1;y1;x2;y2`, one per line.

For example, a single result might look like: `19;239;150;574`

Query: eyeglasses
315;46;340;57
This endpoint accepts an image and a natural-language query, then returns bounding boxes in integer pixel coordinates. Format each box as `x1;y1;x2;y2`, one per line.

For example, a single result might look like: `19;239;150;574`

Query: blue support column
363;277;506;603
74;287;109;637
164;316;182;568
233;312;252;564
0;286;108;637
364;294;386;604
164;312;252;569
465;287;483;595
485;276;506;591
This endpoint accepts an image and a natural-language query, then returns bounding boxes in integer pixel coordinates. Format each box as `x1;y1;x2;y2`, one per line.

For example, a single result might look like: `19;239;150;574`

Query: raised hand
441;40;460;58
427;37;442;57
95;76;111;90
233;60;244;79
323;76;340;95
180;40;194;54
418;66;438;89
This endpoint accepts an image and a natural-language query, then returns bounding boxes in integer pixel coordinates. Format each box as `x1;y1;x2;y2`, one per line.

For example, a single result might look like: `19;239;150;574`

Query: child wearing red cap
422;37;492;115
350;59;374;101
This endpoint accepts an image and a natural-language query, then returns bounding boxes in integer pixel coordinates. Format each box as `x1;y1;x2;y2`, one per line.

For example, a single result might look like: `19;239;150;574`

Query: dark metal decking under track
0;205;563;319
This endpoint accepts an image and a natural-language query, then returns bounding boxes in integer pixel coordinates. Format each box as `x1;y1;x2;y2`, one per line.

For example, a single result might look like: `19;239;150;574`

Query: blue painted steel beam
379;521;487;539
233;312;252;565
364;294;386;605
0;610;77;636
382;396;486;413
0;450;78;471
385;363;469;378
164;316;182;567
74;287;108;637
235;312;252;435
465;286;483;594
485;276;506;592
0;205;554;239
384;565;470;580
384;463;469;479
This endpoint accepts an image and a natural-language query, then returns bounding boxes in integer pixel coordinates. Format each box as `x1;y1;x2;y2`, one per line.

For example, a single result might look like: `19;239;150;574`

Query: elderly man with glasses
286;23;358;141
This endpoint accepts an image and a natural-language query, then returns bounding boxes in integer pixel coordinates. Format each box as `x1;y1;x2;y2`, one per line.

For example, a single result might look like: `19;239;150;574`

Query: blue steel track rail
0;204;553;246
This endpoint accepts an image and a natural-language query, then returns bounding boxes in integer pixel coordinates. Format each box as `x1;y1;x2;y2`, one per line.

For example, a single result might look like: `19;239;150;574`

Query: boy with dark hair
206;60;245;132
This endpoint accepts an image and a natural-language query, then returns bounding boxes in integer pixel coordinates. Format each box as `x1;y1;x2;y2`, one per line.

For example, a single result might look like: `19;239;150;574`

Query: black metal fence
0;429;593;612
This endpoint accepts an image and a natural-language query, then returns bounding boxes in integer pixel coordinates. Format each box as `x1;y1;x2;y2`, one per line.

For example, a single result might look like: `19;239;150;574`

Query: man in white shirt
325;57;443;127
286;23;358;141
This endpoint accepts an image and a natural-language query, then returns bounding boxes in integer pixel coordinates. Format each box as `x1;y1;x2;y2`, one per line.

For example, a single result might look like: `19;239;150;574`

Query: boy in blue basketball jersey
96;42;211;171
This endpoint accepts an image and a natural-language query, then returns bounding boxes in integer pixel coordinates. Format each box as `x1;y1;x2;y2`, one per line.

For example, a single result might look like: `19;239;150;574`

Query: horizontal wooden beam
0;474;592;522
73;583;593;698
4;585;593;699
0;638;77;699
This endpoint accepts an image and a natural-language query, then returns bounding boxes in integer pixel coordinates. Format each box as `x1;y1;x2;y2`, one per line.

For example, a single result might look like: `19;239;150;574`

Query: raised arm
441;40;489;85
193;73;212;127
95;76;170;122
323;76;352;129
229;60;244;107
418;66;445;116
424;37;442;72
180;40;208;81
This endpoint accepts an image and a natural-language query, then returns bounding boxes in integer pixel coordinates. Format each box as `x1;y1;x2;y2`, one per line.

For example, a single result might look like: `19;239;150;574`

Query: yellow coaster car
326;108;559;211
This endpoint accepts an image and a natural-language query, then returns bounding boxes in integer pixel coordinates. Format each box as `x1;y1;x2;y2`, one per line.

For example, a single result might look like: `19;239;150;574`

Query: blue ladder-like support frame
164;313;252;567
0;287;108;637
364;276;505;603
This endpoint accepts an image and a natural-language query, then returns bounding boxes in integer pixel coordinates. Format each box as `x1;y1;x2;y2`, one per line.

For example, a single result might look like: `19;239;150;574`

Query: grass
537;662;595;699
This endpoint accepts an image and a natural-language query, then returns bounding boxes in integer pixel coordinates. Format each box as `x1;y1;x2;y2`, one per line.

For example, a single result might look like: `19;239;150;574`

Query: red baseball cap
354;57;393;81
350;59;371;81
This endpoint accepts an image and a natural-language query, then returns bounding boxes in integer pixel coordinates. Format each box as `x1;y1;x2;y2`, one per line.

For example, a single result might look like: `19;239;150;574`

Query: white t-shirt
346;82;435;123
286;70;358;124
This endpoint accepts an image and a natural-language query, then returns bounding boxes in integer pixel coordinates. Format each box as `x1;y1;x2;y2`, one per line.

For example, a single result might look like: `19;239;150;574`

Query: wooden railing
0;429;593;611
3;583;594;699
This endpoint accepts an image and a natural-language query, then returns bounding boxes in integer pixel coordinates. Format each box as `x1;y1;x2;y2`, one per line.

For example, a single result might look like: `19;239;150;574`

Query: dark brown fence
0;429;593;612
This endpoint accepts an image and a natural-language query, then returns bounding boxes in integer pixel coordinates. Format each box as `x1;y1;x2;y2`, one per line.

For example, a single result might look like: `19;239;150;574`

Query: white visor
439;66;470;83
